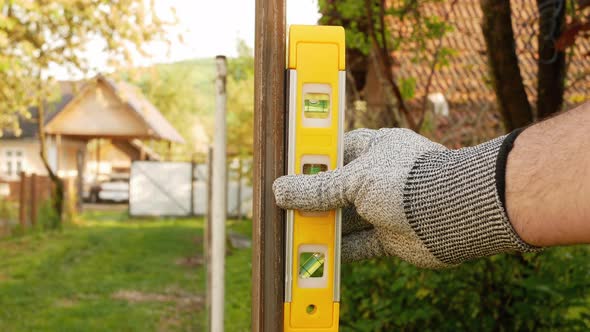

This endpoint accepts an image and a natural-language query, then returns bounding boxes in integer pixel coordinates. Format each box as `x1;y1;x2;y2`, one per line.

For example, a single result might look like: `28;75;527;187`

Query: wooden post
140;145;146;161
19;171;27;228
30;173;37;226
211;55;227;332
252;0;286;330
167;141;172;161
95;139;101;179
76;149;85;212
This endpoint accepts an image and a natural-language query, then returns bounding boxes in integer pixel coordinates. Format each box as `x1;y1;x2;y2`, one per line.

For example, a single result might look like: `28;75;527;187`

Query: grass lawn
0;209;252;332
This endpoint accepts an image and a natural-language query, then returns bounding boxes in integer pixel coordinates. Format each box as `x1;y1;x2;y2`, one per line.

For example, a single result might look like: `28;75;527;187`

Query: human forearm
506;103;590;247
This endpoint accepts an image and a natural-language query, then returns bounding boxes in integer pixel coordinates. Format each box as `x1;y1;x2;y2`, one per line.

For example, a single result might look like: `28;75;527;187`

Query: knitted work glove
273;128;537;269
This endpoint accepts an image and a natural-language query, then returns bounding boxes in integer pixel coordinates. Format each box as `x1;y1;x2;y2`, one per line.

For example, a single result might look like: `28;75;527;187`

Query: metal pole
211;55;227;332
237;158;243;222
190;154;196;217
206;146;213;330
253;0;286;330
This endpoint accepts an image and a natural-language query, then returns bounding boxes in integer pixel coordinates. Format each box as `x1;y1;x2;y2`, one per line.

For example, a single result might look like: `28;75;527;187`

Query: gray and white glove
273;128;537;269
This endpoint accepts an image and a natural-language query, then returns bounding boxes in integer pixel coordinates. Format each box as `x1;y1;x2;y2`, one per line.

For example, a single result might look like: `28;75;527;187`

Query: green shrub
0;198;17;236
340;247;590;331
37;198;60;230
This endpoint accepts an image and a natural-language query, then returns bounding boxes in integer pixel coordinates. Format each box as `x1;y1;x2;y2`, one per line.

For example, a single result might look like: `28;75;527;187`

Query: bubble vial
299;252;325;278
304;93;330;119
302;163;328;175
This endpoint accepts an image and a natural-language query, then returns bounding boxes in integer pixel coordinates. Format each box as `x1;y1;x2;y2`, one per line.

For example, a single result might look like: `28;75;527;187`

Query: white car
86;174;129;203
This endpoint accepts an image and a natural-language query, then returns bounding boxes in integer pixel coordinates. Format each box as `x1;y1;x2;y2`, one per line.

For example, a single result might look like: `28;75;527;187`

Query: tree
125;40;254;166
227;40;254;161
125;60;211;160
0;0;170;226
226;41;254;220
481;0;572;130
480;0;534;130
319;0;456;130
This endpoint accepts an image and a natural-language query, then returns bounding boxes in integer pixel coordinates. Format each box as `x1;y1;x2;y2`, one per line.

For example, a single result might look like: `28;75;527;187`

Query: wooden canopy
44;75;185;143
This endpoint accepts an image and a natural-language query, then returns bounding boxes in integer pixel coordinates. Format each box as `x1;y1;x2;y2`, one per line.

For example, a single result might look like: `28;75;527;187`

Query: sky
53;0;321;79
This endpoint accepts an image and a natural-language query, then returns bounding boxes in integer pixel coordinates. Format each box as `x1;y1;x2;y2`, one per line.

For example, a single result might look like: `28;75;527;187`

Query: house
0;75;184;185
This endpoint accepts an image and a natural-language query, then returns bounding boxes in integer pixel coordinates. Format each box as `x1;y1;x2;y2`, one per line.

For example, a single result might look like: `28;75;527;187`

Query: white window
2;149;25;178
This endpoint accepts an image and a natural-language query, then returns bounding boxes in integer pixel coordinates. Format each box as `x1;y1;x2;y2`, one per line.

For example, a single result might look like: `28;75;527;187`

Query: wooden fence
0;172;76;228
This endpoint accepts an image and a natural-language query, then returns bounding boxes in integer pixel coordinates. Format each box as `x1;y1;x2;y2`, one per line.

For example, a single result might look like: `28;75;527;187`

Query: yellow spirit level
284;25;345;332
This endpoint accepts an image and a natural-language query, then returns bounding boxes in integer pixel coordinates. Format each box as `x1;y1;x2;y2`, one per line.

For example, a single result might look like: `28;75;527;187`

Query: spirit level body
284;25;345;332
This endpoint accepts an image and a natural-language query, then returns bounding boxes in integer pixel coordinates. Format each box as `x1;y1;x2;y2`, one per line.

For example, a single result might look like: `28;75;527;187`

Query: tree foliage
0;0;170;226
124;40;254;166
556;0;590;51
124;59;214;160
0;0;169;133
341;248;590;331
319;0;456;130
227;40;254;160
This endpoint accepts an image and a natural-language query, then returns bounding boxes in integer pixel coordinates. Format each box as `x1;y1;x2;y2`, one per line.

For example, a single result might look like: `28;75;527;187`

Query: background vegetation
0;211;251;332
322;1;590;330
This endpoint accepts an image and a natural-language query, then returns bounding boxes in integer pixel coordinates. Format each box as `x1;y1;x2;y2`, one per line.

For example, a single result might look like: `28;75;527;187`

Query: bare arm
507;102;590;247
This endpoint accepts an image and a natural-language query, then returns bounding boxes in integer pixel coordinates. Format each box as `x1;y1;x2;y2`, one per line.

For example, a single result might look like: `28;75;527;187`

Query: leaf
578;0;590;10
555;19;590;51
399;77;416;100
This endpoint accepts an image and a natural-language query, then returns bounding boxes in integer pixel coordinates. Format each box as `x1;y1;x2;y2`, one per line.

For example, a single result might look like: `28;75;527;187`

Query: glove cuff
495;128;525;211
402;131;538;265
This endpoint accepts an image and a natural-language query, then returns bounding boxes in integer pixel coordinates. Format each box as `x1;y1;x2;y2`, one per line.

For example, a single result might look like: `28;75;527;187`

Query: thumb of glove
272;163;356;211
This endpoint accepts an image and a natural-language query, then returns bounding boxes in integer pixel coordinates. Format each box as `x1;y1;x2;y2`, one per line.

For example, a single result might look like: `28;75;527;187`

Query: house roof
4;76;184;144
99;76;185;143
2;81;80;139
388;0;589;109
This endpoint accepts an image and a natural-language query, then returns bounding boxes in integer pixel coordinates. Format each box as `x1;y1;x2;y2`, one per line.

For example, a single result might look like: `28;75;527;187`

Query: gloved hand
273;128;537;269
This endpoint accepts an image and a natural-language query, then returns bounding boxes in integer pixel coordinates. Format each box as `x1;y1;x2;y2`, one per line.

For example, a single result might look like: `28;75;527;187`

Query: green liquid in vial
299;252;325;278
304;93;330;119
303;164;327;175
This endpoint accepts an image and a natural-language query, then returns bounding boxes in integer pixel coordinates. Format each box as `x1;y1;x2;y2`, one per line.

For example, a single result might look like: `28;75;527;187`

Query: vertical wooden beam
76;149;85;212
95;139;101;179
19;171;27;228
253;0;286;331
30;173;37;226
56;134;62;175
